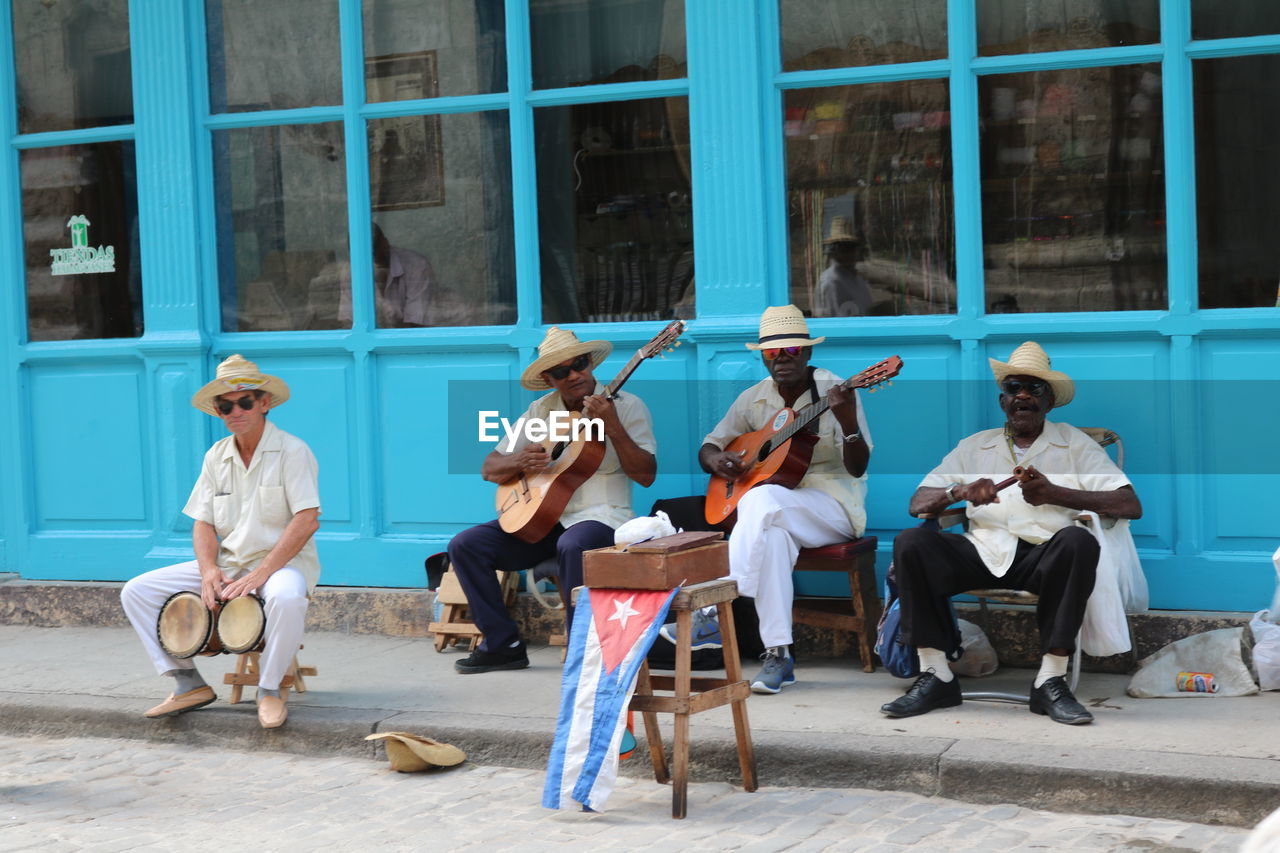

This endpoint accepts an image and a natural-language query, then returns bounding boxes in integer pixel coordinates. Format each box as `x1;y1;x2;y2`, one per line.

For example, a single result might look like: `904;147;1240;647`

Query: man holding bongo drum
121;355;321;728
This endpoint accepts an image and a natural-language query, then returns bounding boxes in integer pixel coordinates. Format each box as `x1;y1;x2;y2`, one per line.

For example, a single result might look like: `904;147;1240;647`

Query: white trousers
120;560;308;691
729;485;855;649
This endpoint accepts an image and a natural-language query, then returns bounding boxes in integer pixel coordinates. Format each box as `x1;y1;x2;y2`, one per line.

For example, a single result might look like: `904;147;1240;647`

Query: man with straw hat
814;215;872;317
658;305;873;694
881;341;1141;725
447;327;657;674
120;355;321;729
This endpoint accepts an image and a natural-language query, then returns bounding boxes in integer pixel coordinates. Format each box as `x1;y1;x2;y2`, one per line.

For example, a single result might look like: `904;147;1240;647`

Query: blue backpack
875;570;919;678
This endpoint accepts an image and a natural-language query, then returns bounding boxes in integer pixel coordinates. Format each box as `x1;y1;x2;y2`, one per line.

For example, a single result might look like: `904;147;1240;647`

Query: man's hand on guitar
516;444;551;473
826;383;858;427
708;449;747;482
581;394;623;438
958;478;1001;507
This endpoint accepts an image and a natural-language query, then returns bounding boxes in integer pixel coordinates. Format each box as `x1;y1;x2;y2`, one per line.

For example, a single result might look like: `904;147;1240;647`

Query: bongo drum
157;591;223;659
218;594;266;655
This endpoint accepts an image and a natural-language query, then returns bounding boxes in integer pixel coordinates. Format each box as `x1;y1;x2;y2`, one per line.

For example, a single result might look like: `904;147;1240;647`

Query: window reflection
363;0;506;100
13;0;132;134
784;82;955;317
979;66;1167;313
536;97;694;323
22;142;141;341
977;0;1159;56
529;0;685;89
779;0;947;71
1192;2;1280;41
205;0;341;113
213;124;349;331
1194;55;1280;309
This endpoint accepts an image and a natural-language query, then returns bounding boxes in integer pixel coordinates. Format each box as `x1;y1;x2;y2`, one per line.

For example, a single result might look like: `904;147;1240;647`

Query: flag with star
543;586;679;811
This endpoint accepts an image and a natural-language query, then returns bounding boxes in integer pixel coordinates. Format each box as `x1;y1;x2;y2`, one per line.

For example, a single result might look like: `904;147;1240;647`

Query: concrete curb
3;692;1276;827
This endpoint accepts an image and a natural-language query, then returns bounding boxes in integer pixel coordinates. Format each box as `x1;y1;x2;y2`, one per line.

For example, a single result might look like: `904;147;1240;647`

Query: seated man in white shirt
881;341;1141;725
669;305;872;695
120;355;322;729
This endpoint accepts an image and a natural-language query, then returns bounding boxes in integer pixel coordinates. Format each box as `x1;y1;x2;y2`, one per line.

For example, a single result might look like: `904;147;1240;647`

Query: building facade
2;0;1278;610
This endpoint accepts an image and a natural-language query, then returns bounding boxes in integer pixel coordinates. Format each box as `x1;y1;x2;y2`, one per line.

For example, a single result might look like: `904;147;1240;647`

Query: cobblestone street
0;734;1249;851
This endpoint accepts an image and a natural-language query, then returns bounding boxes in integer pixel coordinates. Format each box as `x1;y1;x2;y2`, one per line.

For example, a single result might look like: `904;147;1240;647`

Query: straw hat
988;341;1074;407
823;215;859;245
744;304;826;351
520;327;612;390
365;732;466;772
191;354;291;416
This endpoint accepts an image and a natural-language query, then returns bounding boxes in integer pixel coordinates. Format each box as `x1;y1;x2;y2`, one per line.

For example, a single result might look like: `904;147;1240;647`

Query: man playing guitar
683;305;873;694
447;327;656;674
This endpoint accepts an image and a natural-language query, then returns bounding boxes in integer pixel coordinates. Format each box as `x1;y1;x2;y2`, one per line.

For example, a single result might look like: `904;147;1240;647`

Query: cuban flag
543;586;679;811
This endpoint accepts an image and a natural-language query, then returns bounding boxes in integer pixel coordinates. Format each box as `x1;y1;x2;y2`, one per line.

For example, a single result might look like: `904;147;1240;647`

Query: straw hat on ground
520;327;612;391
988;341;1074;407
191;354;291;416
365;732;466;772
744;304;826;351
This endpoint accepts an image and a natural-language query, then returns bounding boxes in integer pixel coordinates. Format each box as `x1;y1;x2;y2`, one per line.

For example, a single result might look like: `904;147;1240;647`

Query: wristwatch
842;431;862;444
945;484;958;502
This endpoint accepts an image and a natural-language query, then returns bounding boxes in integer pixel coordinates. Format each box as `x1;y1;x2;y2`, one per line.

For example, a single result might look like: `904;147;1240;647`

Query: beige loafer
144;686;216;718
257;695;288;729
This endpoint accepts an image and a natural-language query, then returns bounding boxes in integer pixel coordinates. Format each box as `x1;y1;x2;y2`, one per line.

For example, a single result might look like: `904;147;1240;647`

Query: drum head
218;595;265;654
157;591;212;659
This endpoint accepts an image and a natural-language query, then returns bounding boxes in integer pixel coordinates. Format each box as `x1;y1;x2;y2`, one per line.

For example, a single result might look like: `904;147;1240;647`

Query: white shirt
702;367;873;536
919;420;1131;577
503;384;657;530
183;420;323;591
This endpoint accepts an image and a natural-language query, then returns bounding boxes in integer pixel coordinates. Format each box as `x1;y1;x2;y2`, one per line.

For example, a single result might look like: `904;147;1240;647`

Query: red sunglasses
762;346;805;361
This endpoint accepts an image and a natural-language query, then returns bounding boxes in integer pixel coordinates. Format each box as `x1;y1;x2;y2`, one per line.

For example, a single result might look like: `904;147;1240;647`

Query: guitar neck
602;350;646;399
774;382;843;445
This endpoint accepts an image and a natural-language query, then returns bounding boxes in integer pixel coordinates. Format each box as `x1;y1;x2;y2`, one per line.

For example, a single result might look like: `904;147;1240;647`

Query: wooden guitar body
704;407;819;526
496;423;607;544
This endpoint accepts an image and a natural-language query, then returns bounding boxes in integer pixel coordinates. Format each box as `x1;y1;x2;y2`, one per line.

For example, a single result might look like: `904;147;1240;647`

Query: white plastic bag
1126;627;1259;698
1268;545;1280;623
1250;611;1280;691
613;511;678;546
1076;513;1145;657
951;619;999;677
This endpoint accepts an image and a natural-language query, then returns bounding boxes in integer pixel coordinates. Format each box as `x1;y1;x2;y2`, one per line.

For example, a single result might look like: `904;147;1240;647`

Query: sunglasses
544;353;592;381
215;395;258;415
1001;378;1049;398
762;346;805;361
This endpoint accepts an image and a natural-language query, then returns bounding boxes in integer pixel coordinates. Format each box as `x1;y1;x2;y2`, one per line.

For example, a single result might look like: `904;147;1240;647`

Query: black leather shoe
1029;676;1094;725
880;671;963;718
455;642;530;674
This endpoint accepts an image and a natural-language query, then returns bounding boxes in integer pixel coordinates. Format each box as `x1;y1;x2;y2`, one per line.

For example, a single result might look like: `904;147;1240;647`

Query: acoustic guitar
496;320;685;543
704;355;903;526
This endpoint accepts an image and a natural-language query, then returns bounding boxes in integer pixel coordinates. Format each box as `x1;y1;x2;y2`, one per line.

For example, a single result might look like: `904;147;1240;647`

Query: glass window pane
363;0;507;100
529;0;685;89
784;82;954;317
12;0;133;134
536;97;694;323
780;0;947;71
979;66;1167;313
22;142;141;341
977;0;1158;56
205;0;341;113
213;123;348;331
1194;55;1280;309
365;111;515;327
1192;2;1280;40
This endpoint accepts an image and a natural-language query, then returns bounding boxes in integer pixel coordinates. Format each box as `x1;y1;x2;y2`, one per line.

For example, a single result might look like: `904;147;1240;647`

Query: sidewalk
1;623;1277;828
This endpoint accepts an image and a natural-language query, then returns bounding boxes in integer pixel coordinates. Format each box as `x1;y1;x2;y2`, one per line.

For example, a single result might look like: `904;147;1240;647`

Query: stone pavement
0;734;1250;851
1;624;1278;830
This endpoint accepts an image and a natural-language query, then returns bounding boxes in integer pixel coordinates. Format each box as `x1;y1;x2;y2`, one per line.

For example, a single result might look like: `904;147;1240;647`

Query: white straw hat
744;304;826;351
520;327;613;391
988;341;1074;407
191;354;291;416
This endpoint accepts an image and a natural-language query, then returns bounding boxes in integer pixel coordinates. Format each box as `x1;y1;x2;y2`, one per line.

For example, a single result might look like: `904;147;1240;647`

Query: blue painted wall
0;0;1277;611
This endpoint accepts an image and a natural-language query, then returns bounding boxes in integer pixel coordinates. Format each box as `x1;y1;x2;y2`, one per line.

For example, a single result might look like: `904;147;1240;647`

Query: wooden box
584;533;728;590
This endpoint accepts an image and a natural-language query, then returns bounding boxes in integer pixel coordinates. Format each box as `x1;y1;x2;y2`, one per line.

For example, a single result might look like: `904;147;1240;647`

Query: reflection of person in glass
814;216;872;317
308;223;437;328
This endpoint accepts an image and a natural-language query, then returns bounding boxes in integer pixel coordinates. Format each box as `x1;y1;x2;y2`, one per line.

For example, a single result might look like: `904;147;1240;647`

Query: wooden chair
790;536;881;672
427;561;568;657
224;649;317;704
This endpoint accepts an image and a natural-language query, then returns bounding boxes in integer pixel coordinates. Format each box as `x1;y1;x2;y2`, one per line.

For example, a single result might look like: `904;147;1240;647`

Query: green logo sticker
50;215;116;276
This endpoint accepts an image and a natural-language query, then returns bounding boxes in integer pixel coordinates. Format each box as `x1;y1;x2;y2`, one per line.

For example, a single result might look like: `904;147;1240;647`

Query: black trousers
893;525;1099;656
446;519;615;652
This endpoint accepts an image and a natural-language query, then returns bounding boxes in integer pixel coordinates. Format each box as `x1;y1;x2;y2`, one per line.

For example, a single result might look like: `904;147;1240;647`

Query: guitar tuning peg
674;340;682;347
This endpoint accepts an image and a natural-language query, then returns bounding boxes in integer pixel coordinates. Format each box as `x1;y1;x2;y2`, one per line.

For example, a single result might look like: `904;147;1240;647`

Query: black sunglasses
1001;378;1049;398
216;395;258;415
544;354;592;381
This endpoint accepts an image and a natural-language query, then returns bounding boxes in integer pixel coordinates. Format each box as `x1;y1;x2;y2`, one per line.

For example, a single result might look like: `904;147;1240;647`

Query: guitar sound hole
757;442;772;462
550;441;567;461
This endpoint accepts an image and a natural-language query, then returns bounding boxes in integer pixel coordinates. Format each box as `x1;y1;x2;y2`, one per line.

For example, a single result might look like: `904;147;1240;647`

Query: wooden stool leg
717;600;758;792
288;656;306;694
635;662;669;784
228;653;253;704
672;608;693;819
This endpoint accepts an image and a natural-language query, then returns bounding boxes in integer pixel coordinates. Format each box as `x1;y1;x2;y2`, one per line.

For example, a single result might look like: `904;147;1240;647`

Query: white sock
1034;653;1069;688
917;647;953;682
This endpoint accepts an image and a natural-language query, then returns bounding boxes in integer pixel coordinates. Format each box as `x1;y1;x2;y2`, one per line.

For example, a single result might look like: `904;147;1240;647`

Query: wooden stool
224;648;317;704
790;536;881;672
630;578;758;819
428;568;519;652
